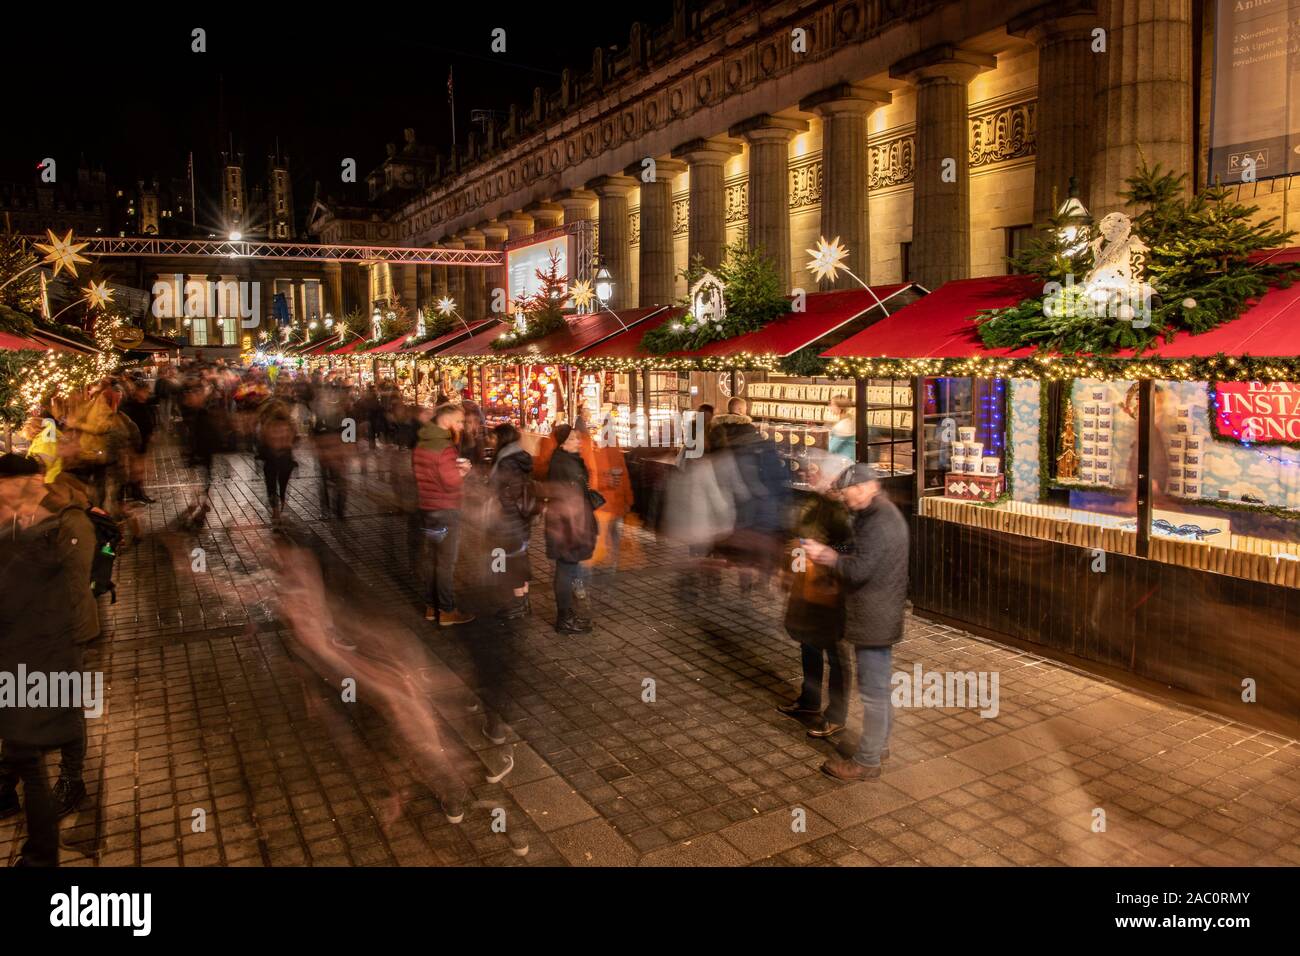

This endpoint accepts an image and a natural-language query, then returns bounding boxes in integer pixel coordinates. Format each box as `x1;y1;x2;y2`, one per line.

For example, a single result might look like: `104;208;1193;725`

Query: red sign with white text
1214;381;1300;444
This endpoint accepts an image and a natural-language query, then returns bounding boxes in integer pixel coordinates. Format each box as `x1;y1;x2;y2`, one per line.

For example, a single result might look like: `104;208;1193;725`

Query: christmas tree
492;250;568;349
0;231;43;318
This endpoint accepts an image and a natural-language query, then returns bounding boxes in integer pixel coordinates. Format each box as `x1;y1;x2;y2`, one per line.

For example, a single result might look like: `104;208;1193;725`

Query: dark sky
4;3;655;222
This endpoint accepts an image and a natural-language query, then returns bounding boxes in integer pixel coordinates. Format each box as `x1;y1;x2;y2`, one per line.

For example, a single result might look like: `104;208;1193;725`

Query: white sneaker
485;752;514;784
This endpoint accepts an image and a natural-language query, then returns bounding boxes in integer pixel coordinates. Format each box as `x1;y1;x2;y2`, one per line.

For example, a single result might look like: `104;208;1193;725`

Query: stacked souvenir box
1077;386;1114;485
1169;404;1206;498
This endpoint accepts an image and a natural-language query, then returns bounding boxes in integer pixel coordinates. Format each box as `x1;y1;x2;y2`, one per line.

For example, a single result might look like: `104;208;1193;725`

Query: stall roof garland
346;351;787;373
825;353;1300;383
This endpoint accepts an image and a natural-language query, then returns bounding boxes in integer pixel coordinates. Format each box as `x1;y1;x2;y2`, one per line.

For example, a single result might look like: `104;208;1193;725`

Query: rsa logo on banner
1214;381;1300;443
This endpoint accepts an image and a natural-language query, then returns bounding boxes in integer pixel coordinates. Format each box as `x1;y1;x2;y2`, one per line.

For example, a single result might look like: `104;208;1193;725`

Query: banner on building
1209;0;1300;184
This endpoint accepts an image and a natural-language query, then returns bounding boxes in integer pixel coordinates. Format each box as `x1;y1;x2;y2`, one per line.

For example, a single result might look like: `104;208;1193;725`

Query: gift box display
944;471;1005;501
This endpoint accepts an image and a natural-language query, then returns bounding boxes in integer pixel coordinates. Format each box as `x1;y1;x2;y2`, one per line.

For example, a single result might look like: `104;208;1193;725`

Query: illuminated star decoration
34;229;92;280
806;235;850;283
436;296;457;317
82;280;114;310
567;278;596;311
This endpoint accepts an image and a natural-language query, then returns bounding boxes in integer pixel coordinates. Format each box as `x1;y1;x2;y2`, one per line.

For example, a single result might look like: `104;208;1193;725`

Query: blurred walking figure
121;380;157;503
777;491;854;739
0;455;100;865
827;394;856;462
801;464;909;781
257;400;298;523
485;423;536;621
582;426;634;573
544;424;599;634
709;410;791;591
413;403;474;626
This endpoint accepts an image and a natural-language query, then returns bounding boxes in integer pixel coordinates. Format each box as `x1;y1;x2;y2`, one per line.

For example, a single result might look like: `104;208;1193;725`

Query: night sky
5;4;653;223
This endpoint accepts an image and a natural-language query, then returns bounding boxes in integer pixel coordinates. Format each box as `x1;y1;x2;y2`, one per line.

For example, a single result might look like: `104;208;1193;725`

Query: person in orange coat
580;427;634;572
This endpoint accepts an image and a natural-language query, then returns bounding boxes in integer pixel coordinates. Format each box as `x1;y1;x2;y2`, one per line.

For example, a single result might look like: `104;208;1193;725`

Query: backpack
86;507;122;603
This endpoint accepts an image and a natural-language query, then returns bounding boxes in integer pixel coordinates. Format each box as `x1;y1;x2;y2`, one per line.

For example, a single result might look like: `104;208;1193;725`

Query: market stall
823;267;1300;729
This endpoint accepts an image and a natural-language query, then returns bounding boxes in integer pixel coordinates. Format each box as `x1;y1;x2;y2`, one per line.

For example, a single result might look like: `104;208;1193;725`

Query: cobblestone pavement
4;436;1299;867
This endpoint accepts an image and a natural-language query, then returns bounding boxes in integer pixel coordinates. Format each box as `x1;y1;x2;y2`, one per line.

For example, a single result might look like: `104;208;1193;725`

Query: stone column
588;175;638;310
728;114;809;288
442;238;465;314
800;84;890;288
558;189;596;225
479;221;510;318
626;157;685;306
672;138;741;271
395;264;418;313
460;229;488;320
503;211;534;242
526;201;565;231
1091;0;1192;213
1011;3;1100;225
324;262;343;320
891;47;994;291
342;263;368;315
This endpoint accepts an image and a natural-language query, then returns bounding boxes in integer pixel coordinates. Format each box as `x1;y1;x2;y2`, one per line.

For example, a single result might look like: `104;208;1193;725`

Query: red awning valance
0;330;48;351
402;320;494;354
493;307;669;357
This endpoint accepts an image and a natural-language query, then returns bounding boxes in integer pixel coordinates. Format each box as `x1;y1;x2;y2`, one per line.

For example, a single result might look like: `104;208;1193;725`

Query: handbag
586;488;607;511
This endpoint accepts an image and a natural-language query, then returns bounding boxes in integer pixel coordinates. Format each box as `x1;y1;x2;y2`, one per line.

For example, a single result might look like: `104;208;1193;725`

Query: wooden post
1136;379;1153;559
854;377;868;464
912;374;926;508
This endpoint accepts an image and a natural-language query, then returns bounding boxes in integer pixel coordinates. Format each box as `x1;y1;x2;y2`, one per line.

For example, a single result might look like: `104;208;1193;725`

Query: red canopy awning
402;320;494;354
579;287;917;361
678;286;917;358
326;338;367;355
27;328;97;355
822;275;1042;359
438;323;512;357
493;307;670;357
823;262;1300;362
0;330;47;351
363;336;409;354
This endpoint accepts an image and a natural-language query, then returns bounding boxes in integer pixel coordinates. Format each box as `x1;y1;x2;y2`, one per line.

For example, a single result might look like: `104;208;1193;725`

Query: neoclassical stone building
319;0;1254;321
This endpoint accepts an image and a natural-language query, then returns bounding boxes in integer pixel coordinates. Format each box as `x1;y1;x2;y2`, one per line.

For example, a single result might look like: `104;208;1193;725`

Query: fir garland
641;242;788;355
976;161;1299;355
777;346;830;377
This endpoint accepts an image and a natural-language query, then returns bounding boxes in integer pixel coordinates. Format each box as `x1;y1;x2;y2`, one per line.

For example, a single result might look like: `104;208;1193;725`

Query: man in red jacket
413;404;474;625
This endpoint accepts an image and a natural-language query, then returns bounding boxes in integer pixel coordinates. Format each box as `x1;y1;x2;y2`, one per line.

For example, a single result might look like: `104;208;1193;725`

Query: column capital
477;221;508;245
556;187;597;205
1008;1;1098;43
727;114;809;143
586;174;638;198
672;137;742;165
799;83;891;116
524;200;564;220
503;210;535;236
890;45;995;84
624;157;687;180
440;236;465;249
460;229;487;249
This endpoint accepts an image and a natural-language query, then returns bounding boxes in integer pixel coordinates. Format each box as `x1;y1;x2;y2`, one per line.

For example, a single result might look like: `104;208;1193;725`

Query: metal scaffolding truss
28;235;503;266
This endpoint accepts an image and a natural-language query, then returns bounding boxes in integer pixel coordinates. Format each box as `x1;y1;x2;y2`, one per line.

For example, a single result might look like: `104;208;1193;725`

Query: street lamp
594;265;614;305
1056;176;1091;256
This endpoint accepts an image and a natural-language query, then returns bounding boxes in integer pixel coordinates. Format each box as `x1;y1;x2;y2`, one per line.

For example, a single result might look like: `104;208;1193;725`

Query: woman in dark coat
544;424;598;634
777;493;853;738
487;423;535;620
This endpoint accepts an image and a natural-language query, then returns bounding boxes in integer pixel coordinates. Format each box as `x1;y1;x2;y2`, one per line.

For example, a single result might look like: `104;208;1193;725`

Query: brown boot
438;609;476;626
820;757;881;782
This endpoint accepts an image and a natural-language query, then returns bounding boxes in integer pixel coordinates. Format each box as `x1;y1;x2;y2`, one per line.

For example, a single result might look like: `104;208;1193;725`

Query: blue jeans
852;645;894;767
423;509;462;612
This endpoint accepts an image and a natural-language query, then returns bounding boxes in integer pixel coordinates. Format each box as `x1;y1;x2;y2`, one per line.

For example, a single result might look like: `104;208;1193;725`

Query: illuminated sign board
505;230;572;313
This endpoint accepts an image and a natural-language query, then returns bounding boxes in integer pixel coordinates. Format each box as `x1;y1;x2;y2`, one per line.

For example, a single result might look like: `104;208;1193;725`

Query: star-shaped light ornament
567;279;596;311
82;280;114;311
436;296;457;317
34;229;92;280
806;236;850;283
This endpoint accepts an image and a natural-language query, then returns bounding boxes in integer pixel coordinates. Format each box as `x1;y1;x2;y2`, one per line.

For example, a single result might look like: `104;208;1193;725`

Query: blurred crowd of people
1;360;909;865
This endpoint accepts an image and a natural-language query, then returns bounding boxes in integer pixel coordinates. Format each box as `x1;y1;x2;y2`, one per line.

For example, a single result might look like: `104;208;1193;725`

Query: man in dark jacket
0;455;96;865
802;463;909;781
413;404;474;625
